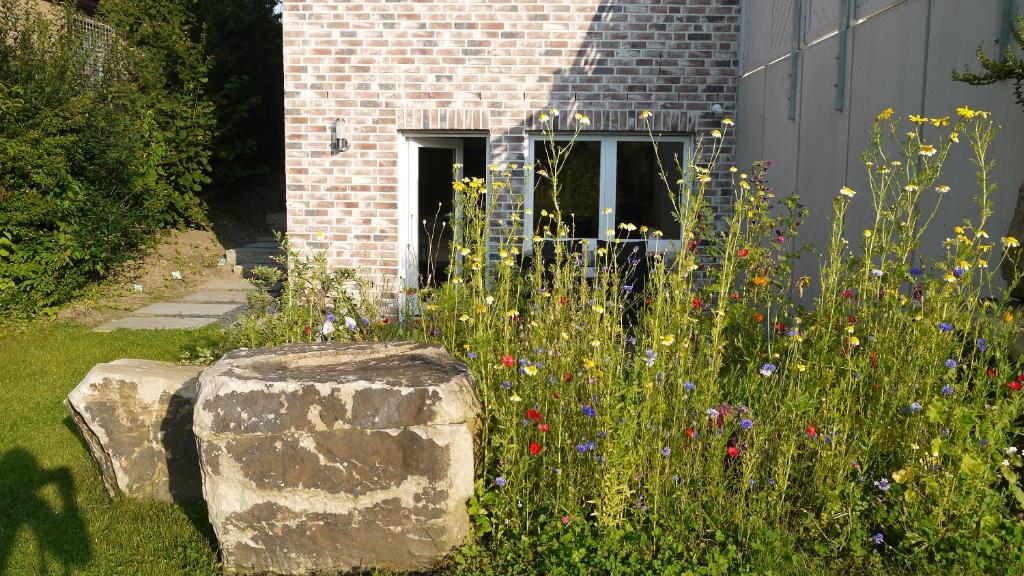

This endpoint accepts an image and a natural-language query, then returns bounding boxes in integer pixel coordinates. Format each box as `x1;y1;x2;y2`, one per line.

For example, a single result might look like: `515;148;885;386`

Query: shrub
419;108;1024;574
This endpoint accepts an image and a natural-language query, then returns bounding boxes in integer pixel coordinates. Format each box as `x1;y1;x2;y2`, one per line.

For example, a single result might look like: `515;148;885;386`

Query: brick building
281;0;741;290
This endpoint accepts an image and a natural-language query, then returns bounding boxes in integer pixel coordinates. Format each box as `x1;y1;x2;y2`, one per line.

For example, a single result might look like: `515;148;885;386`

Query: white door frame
397;134;468;292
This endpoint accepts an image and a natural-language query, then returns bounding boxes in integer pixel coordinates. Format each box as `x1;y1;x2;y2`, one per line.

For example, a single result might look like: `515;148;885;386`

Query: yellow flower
930;116;950;127
510;394;522;402
909;114;929;124
918;144;937;157
639;109;653;120
722;118;735;126
907;131;918;140
949;132;959;143
849;336;860;347
661;334;676;346
904;184;919;192
729;166;738;173
944;272;956;283
602;207;613;215
506;309;520;318
459;314;470;322
956;106;976;119
892;468;914;484
935;185;950;193
795;363;807;372
710;129;722;139
954;226;965;234
1004;311;1015;323
485;295;495;305
523;365;538;376
549;107;560;117
863;229;872;238
839;186;856;198
876;107;894;120
538;112;550;123
592;304;605;314
590;340;601;348
1002;237;1021;248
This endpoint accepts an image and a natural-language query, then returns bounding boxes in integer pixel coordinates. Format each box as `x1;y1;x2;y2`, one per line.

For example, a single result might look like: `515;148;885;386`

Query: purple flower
875;478;891;491
942;384;954;395
661;446;671;457
360;316;370;325
467;352;478;360
706;408;720;419
977;337;987;352
759;363;777;377
953;267;965;278
909;402;923;412
495;477;506;488
938;322;954;332
910;266;922;276
624;284;634;293
873;533;884;545
644;349;656;368
501;380;512;389
945;358;957;369
683;381;695;392
326;313;337;322
740;418;753;430
576;441;595;454
582;405;596;418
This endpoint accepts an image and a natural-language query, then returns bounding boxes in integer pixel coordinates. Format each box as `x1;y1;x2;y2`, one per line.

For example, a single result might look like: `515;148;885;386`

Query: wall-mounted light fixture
710;103;725;118
330;118;349;154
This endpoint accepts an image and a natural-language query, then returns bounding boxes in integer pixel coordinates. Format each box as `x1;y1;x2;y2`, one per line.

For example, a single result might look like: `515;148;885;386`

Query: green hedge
0;1;214;315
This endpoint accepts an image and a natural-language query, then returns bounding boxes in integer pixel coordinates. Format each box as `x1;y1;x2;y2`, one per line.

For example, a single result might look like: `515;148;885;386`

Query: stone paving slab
182;290;249;303
135;302;243;317
198;279;255;291
94;316;221;332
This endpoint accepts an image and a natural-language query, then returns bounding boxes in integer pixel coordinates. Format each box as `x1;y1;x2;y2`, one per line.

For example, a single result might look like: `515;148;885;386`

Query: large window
526;135;689;250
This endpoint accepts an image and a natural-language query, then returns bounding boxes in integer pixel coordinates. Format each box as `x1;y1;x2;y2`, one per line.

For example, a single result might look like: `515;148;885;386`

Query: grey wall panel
844;0;929;243
793;34;853;290
919;0;1024;290
743;0;776;71
855;0;905;19
737;70;768;170
770;0;798;62
807;0;841;43
762;57;801;207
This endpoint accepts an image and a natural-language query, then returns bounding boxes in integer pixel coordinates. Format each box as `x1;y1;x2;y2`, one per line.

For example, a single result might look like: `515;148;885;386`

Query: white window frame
523;133;692;254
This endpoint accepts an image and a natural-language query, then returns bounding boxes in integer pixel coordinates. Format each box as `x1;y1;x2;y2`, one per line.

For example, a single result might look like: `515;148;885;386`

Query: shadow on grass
0;448;92;575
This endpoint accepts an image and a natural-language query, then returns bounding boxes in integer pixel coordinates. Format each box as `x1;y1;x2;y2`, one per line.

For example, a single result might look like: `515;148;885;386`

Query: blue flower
495;476;507;488
953;267;965;278
945;358;957;369
582;405;596;418
909;402;923;412
576;441;595;454
643;349;656;368
938;322;954;332
683;381;695;392
977;337;987;352
910;266;922;276
942;384;954;395
467;352;478;360
759;363;777;377
873;533;884;545
360;316;370;325
501;380;512;389
706;408;720;419
661;446;671;457
326;313;337;322
875;478;891;491
740;418;753;430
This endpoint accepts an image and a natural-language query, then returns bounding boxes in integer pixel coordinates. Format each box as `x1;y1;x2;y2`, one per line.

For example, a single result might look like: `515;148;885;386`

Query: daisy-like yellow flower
639;109;653;120
523;365;538;376
919;144;937;157
1004;311;1015;323
909;114;929;125
863;229;872;238
840;186;856;198
661;334;676;346
876;107;894;120
949;132;960;143
602;207;613;215
592;304;605;314
849;336;861;347
1002;236;1021;248
936;185;950;193
930;116;950;127
459;314;470;322
944;272;957;283
538;112;550;123
722;118;735;126
711;129;722;139
954;226;965;234
510;393;522;402
956;106;976;119
795;363;807;372
904;184;919;192
729;166;738;173
907;131;918;140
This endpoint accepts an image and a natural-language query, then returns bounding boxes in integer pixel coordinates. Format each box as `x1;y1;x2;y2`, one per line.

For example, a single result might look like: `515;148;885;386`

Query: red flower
987;367;997;377
842;289;854;299
687;239;700;252
538;423;550;433
527;408;542;422
304;326;312;335
561;372;573;383
773;321;786;333
1018;374;1024;382
380;316;391;325
753;313;765;323
730;291;740;301
806;425;817;437
1009;381;1022;391
529;442;541;455
501;355;515;368
644;297;652;305
559;296;569;305
727;446;740;458
847;314;857;325
692;297;702;309
738;248;749;257
687;427;696;439
552;392;561;399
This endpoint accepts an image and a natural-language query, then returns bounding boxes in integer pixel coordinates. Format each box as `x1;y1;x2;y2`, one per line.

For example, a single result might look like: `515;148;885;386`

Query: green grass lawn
0;322;225;576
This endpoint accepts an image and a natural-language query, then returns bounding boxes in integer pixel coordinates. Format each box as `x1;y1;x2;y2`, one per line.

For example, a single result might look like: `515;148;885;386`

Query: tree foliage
954;15;1024;111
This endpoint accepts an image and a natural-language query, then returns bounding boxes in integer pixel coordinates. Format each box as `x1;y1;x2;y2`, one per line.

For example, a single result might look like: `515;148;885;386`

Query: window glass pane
533;140;601;238
615;141;685;239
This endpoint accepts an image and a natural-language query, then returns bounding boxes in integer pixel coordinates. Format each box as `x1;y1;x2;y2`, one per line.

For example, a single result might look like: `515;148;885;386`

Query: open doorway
401;135;487;289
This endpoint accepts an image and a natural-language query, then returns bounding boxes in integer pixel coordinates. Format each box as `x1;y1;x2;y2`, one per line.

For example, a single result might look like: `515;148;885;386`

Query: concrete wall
737;0;1024;291
281;0;741;286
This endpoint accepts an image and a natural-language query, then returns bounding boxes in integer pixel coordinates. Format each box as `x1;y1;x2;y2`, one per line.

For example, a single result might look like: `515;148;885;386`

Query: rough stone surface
65;359;205;503
193;341;479;575
1002;181;1024;298
94;316;222;331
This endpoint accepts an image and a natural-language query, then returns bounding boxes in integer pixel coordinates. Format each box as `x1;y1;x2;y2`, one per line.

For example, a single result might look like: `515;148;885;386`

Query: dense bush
0;0;213;315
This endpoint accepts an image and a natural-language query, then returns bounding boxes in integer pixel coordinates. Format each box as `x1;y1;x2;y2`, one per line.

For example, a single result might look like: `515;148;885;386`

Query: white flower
840;186;856;198
322;320;335;336
344;316;357;331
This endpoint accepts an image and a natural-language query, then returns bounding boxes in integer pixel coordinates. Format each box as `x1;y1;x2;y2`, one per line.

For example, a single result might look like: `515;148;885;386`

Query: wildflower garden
226;107;1024;574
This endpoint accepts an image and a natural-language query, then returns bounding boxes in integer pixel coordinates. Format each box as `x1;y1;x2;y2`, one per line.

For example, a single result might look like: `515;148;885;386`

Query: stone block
65;359;204;503
193;341;480;575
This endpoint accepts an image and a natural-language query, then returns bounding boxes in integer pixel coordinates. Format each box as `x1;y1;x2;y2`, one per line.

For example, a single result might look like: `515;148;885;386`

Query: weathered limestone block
193;341;480;575
65;359;204;503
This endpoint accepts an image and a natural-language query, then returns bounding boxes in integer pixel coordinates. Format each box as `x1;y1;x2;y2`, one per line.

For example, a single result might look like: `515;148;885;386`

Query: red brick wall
282;0;740;286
